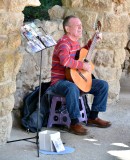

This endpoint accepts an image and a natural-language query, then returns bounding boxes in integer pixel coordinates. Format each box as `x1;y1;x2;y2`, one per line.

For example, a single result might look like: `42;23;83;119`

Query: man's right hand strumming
83;62;92;72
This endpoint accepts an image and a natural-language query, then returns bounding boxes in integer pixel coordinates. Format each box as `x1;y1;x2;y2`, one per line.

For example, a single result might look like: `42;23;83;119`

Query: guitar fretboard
86;32;99;62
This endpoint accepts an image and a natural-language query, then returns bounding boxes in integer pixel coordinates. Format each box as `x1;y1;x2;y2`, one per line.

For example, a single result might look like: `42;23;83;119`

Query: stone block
127;1;130;13
0;12;24;34
0;35;8;50
8;33;21;50
48;5;65;20
112;0;125;4
100;33;127;49
62;0;83;8
0;53;14;82
112;1;128;14
62;0;112;11
62;0;71;8
108;79;120;102
0;1;5;10
58;21;63;30
9;0;40;12
0;113;12;145
83;0;112;12
0;95;14;117
94;66;120;81
93;49;114;67
12;51;23;80
52;30;64;41
0;81;16;99
113;49;126;66
103;13;129;33
0;51;22;82
42;20;59;34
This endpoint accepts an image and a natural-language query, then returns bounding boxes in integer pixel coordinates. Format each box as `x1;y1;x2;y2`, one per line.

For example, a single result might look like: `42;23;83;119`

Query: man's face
66;18;83;40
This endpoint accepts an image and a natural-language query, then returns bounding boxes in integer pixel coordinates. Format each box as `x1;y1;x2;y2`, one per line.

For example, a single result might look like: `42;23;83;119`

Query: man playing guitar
48;15;111;135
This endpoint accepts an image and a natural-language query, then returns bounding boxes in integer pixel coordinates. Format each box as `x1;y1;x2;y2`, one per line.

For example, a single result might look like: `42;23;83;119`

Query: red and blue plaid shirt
51;34;91;85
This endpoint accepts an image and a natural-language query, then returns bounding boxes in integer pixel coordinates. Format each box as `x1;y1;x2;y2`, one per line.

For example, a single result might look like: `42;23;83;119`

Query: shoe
69;123;88;135
87;118;112;128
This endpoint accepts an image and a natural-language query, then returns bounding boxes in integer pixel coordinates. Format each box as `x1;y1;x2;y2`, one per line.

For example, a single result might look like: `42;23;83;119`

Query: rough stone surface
0;0;130;145
0;113;12;144
0;0;40;145
0;95;14;117
48;5;65;20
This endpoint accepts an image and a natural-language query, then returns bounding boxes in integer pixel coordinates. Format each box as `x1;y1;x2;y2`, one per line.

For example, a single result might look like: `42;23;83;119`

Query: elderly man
48;15;111;135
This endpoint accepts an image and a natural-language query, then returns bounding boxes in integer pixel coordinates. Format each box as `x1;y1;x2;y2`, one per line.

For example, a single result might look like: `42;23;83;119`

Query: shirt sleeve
57;44;84;69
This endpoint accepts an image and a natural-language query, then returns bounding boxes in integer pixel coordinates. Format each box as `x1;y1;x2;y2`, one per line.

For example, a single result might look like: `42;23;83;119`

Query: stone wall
122;13;130;77
1;0;130;145
0;0;40;145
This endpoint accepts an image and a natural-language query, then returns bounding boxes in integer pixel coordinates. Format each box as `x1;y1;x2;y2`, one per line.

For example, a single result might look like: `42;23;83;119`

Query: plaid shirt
51;34;91;85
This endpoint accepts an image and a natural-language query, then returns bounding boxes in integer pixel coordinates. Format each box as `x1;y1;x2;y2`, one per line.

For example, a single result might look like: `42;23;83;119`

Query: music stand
7;23;56;157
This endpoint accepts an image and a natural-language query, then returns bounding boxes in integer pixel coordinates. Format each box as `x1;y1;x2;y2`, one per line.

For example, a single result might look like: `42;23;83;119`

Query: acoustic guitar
65;21;101;92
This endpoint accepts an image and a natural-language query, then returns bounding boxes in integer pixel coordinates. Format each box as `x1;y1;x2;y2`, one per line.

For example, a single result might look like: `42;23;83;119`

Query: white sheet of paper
50;132;65;152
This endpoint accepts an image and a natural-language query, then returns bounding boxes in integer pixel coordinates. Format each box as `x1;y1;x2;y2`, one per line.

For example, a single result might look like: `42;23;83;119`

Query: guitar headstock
93;20;101;32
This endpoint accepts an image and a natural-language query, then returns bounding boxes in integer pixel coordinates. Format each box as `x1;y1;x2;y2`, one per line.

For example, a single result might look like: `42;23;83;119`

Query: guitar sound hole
84;59;88;62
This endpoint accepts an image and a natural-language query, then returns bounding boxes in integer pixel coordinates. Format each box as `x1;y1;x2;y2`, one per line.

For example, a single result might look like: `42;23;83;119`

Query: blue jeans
47;79;108;120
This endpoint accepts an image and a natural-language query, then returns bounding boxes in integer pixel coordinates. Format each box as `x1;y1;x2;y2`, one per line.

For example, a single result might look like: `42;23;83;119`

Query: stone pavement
0;77;130;160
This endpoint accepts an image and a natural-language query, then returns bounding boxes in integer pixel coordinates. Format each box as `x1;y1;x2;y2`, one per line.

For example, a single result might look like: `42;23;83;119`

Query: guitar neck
86;32;99;62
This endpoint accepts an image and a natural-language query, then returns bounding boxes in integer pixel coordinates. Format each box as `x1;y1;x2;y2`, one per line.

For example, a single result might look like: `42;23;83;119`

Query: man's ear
65;26;69;33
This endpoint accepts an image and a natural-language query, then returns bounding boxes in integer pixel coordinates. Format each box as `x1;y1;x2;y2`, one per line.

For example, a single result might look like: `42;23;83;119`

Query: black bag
21;82;50;132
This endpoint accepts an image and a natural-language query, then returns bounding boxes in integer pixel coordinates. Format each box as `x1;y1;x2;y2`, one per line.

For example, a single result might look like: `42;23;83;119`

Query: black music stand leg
36;50;43;157
7;50;43;158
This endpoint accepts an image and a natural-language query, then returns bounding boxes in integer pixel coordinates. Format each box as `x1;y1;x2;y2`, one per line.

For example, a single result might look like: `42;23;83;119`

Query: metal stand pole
36;49;43;157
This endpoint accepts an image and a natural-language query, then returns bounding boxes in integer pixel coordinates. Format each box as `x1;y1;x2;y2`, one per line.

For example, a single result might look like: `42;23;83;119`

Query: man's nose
78;25;82;29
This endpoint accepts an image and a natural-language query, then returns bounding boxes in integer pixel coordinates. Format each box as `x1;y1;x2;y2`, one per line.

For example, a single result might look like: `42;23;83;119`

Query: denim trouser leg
87;79;109;112
47;78;108;120
47;80;81;119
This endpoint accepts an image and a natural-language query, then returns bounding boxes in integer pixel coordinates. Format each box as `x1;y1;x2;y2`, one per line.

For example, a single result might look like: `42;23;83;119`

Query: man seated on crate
47;15;111;135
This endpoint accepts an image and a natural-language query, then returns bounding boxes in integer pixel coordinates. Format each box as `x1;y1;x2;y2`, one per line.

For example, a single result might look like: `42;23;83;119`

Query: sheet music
21;22;57;54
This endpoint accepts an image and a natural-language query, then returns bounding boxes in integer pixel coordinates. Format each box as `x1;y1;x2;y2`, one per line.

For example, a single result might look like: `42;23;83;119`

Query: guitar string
76;70;88;82
86;33;99;62
76;32;99;81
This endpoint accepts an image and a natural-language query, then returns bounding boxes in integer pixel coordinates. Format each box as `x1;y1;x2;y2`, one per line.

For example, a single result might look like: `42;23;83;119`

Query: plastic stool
79;96;87;123
47;95;87;128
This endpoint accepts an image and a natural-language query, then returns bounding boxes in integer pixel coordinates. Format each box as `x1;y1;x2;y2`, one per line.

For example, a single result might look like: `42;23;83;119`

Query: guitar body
65;48;95;92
